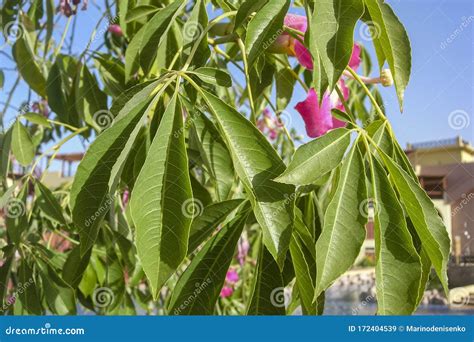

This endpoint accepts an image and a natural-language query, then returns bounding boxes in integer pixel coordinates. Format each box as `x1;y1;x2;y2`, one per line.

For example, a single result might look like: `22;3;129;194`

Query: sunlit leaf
130;93;193;299
364;0;412;111
200;90;294;268
315;142;367;298
371;157;421;314
11;120;34;167
379;150;451;294
245;0;290;66
275;128;351;186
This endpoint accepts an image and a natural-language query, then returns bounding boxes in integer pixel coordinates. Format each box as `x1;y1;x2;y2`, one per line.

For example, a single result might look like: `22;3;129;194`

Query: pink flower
220;286;233;298
295;80;349;138
122;189;130;207
225;269;239;285
270;14;361;72
256;109;280;141
237;236;250;266
108;24;123;37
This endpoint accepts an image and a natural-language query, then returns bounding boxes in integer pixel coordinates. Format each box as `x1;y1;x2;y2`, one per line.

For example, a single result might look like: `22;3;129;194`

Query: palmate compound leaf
364;0;412;112
275;128;352;186
379;150;451;295
370;156;422;314
315;141;368;299
70;80;164;255
200;90;295;269
168;210;250;315
130;93;193;299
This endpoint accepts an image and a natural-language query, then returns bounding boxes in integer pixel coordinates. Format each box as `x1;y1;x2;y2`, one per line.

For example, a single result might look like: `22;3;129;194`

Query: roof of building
406;136;474;154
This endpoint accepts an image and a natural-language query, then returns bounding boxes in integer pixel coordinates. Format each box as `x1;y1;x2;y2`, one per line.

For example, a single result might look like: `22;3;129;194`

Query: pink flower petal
294;40;313;70
349;43;361;70
226;269;239;284
220;286;234;298
295;89;334;138
284;14;308;33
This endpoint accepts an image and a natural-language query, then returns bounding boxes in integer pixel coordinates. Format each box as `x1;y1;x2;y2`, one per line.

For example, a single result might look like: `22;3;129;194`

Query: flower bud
108;24;123;37
381;69;394;87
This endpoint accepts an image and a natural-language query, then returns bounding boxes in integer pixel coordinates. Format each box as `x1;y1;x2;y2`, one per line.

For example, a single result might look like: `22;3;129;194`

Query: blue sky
1;0;472;155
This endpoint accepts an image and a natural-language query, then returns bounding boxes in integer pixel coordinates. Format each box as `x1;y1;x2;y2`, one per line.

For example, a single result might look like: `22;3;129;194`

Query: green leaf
275;128;351;186
94;54;126;97
35;181;66;225
370;157;421;314
124;26;145;82
315;142;367;297
0;245;15;312
245;0;290;66
188;199;244;253
310;0;364;92
46;57;73;126
190;113;234;201
290;213;323;315
190;68;232;88
200;90;294;268
62;246;92;288
364;0;412;111
22;113;51;128
0;69;4;89
0;129;12;179
367;120;393;157
12;35;46;97
70;80;161;254
44;0;54;56
168;212;249;315
379;151;450;294
139;0;184;75
130;93;192;299
11;120;35;166
247;244;286;315
75;64;108;129
182;0;210;68
234;0;268;30
125;5;159;23
4;184;28;245
274;59;296;111
17;261;42;315
37;259;76;315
